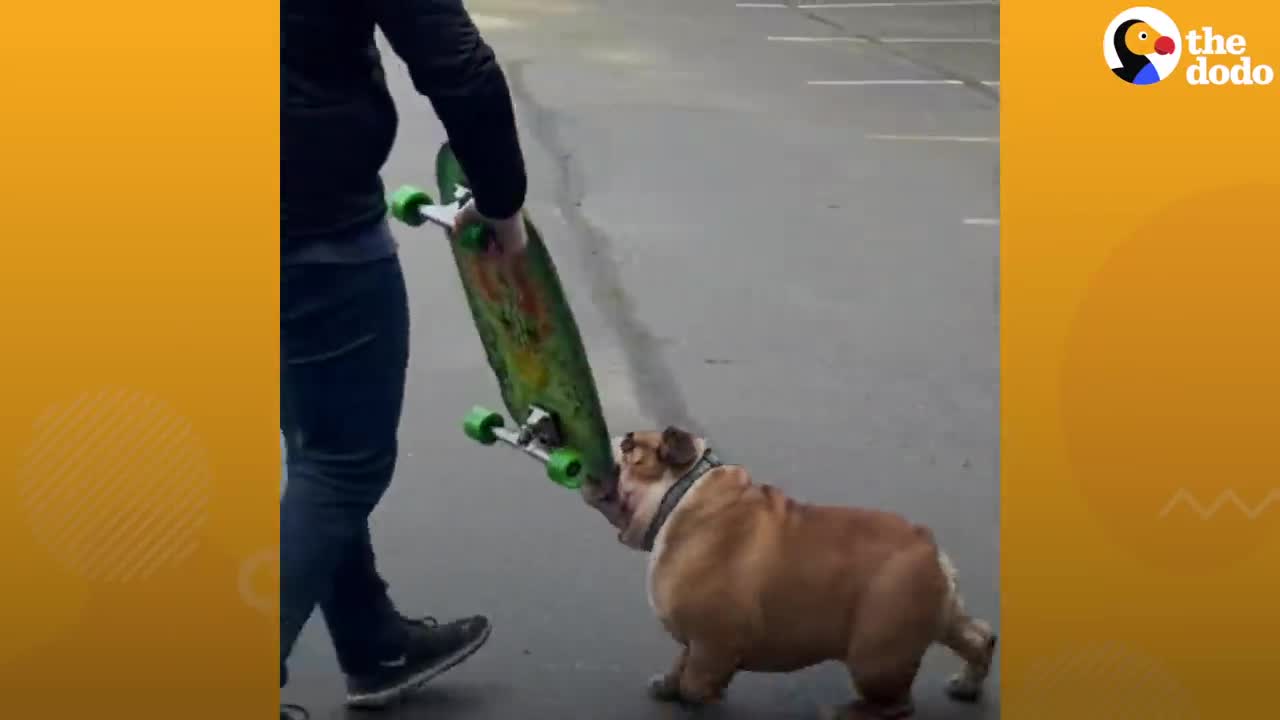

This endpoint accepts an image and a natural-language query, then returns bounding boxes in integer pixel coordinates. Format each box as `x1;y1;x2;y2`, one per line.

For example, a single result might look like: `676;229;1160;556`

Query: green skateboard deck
388;142;612;491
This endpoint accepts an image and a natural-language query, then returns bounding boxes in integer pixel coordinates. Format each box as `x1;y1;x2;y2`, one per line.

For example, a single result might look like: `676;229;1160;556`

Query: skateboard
387;142;613;491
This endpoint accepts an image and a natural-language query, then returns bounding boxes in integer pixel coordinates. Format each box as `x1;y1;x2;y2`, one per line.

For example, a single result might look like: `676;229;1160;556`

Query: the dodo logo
1104;7;1180;85
1104;6;1275;87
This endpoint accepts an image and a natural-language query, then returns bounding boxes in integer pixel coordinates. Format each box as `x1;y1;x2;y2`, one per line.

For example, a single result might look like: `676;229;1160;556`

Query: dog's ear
658;426;698;467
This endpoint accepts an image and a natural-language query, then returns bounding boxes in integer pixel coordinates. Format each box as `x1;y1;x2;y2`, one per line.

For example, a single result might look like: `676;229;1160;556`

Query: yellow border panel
0;3;279;716
1005;1;1280;716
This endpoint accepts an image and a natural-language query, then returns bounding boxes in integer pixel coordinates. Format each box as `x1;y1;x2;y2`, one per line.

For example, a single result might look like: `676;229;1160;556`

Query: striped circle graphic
17;388;213;582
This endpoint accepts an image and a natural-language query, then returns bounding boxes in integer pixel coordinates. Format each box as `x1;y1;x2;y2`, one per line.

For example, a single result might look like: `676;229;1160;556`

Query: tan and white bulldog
603;426;997;719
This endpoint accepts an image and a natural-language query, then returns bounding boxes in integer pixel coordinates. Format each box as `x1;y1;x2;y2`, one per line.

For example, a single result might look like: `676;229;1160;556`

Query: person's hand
453;199;528;258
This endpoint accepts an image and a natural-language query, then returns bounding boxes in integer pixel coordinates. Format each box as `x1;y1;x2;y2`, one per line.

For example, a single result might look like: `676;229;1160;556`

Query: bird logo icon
1104;8;1182;85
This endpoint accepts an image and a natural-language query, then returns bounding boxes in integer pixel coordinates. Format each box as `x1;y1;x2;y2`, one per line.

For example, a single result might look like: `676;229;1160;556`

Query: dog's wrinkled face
613;426;703;550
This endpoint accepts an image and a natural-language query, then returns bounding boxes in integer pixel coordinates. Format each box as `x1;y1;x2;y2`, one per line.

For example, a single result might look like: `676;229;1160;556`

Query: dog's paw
945;674;982;703
646;673;681;703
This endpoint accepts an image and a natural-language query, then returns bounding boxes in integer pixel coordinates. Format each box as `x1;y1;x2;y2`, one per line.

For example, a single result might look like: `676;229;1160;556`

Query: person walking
280;0;528;716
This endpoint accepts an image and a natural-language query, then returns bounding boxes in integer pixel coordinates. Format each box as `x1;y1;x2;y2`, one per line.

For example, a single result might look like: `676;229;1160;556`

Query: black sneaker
280;703;309;720
344;615;492;708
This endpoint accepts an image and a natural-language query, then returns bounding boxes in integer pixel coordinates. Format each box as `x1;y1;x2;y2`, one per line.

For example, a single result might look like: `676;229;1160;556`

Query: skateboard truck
463;405;586;490
388;184;490;251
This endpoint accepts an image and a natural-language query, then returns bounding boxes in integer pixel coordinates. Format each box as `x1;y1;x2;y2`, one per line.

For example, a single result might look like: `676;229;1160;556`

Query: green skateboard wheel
463;406;504;445
546;449;584;489
389;185;433;226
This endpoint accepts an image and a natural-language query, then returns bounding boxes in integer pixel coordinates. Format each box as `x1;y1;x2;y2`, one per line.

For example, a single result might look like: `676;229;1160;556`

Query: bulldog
600;426;997;719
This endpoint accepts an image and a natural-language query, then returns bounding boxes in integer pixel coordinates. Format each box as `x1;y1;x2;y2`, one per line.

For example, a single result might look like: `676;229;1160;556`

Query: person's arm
373;0;527;220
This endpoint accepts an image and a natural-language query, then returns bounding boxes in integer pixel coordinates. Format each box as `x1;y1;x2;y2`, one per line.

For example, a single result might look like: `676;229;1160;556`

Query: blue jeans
280;250;410;685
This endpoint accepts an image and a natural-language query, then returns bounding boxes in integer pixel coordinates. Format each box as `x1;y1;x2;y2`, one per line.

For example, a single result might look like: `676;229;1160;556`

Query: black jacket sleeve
373;0;527;219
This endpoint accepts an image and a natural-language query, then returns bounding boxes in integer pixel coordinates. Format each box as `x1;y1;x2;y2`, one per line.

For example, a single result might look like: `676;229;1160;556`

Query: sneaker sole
344;622;492;709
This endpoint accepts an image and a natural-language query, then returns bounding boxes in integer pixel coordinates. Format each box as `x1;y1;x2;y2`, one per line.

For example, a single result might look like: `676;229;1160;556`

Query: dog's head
612;426;706;550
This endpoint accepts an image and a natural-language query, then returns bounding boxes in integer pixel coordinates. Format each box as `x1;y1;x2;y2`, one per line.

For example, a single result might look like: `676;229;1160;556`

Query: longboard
388;143;613;491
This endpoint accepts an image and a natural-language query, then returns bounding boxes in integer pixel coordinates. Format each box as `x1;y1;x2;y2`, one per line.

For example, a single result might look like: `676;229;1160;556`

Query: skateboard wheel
463;406;504;445
389;185;433;226
546;449;584;490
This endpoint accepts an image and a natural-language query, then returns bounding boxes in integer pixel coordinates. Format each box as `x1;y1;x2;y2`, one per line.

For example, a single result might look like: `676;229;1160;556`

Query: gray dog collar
641;449;722;552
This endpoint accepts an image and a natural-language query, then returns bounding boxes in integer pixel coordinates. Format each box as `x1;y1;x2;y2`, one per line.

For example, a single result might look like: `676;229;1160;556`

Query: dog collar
642;449;722;552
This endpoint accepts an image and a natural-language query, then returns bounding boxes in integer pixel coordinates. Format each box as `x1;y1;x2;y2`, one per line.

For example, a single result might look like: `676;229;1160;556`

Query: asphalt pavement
282;1;1000;717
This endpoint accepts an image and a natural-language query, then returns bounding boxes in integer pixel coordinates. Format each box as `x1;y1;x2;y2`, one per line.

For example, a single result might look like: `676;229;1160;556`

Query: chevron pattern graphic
1158;489;1280;520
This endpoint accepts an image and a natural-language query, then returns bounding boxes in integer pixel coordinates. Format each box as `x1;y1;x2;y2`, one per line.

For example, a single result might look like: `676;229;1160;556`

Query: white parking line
804;0;998;6
769;36;998;44
963;218;1000;226
738;1;1000;8
810;79;960;85
807;80;999;88
866;134;999;142
804;1;998;5
890;37;999;44
811;79;1001;86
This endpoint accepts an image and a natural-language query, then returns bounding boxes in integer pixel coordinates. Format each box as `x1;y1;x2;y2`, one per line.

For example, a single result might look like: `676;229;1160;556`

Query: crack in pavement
785;0;1001;103
505;60;704;436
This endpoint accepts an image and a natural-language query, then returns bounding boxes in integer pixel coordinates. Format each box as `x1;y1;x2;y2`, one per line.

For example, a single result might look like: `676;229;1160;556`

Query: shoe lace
402;614;439;629
281;703;309;720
